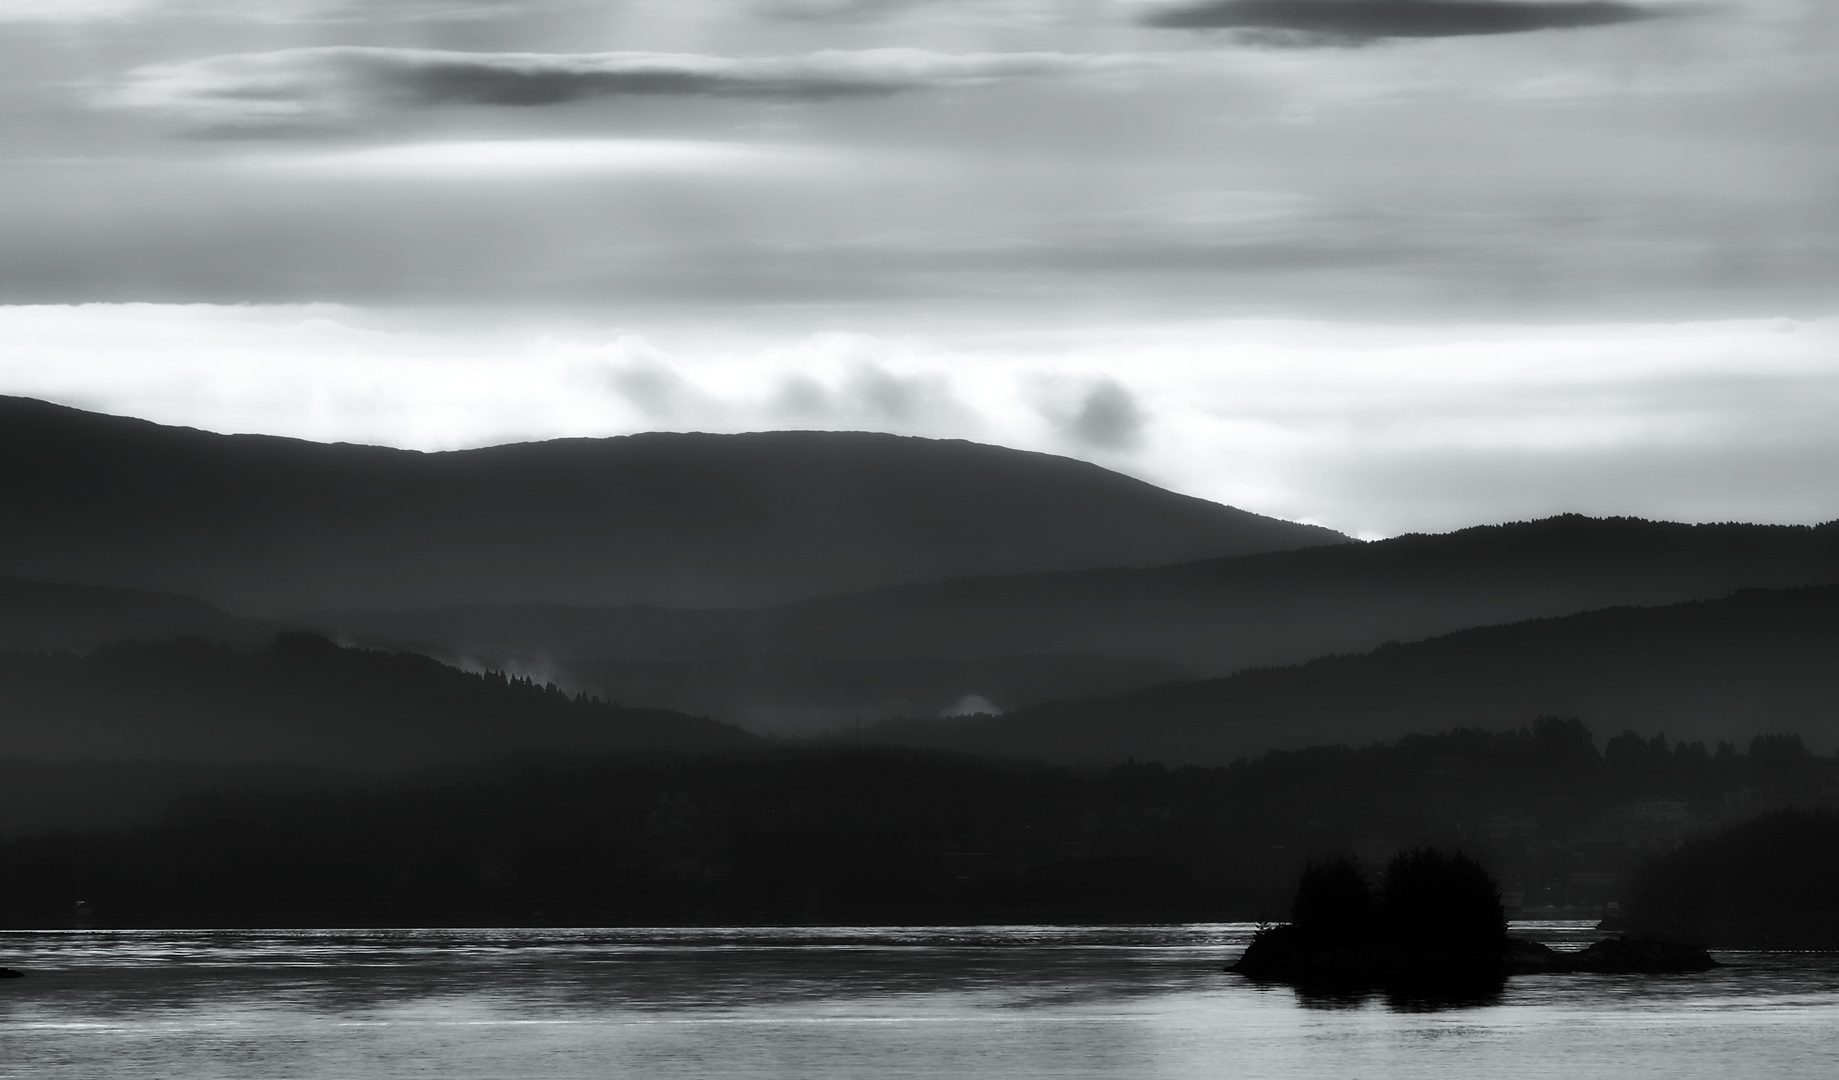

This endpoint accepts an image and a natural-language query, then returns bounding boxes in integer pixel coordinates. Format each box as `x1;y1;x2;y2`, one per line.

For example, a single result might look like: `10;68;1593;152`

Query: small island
1232;850;1715;988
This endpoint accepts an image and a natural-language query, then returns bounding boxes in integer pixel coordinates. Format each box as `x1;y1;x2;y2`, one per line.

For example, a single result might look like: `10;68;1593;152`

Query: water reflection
1255;971;1509;1013
2;925;1837;1080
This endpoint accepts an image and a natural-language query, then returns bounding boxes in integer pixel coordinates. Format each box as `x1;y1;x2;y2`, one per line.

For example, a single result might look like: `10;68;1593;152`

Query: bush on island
1290;857;1375;947
1381;849;1507;953
1283;849;1504;954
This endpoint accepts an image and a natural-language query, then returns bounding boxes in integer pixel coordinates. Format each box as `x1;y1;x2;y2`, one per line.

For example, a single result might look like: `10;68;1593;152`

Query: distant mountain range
10;580;1835;771
12;513;1837;737
0;396;1343;614
306;515;1839;679
860;585;1839;765
0;633;751;768
0;576;1193;735
7;394;1839;760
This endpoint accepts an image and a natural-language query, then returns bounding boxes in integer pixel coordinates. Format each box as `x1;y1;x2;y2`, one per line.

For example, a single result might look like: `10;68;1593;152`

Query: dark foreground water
2;924;1835;1079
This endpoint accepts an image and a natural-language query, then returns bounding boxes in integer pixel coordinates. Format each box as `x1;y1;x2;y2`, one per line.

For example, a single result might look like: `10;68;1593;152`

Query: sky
1;0;1834;537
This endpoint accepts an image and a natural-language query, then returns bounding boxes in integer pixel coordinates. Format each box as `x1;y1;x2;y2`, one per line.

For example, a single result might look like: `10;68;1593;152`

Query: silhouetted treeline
0;758;354;837
1;748;1210;926
0;633;751;767
1;721;1831;927
1625;810;1839;948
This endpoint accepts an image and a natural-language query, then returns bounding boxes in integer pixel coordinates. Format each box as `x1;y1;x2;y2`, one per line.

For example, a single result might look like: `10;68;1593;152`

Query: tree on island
1289;857;1374;947
1285;849;1504;955
1381;849;1507;953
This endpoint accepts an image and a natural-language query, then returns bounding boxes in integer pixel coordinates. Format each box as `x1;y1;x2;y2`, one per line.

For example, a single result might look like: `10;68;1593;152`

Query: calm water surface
1;924;1835;1079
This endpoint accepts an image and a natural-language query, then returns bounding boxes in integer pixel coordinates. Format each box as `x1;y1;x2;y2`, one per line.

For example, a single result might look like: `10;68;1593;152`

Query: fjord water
2;925;1835;1079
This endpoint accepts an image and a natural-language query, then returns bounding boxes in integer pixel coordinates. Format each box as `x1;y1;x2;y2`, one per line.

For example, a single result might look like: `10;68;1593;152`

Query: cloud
758;0;932;18
753;0;1072;25
1143;1;1657;41
604;346;728;424
842;362;960;424
237;139;811;178
0;0;148;19
1061;378;1148;450
764;343;980;433
0;0;515;23
2;304;1837;537
103;46;1133;127
942;694;1001;717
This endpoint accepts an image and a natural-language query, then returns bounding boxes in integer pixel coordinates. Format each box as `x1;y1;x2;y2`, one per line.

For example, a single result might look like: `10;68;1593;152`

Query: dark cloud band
106;47;1130;126
1144;1;1655;39
362;51;919;107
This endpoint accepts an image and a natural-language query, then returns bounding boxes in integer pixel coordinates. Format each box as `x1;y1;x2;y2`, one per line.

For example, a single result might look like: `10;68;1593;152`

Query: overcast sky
2;0;1834;537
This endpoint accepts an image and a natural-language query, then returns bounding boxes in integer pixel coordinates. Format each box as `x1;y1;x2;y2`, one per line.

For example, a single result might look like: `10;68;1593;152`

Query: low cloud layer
1144;0;1656;39
106;46;1130;126
4;304;1835;538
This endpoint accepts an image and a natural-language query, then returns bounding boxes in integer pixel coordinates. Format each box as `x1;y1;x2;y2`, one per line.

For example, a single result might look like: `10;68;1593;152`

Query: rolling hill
0;632;753;768
0;396;1345;615
0;576;281;654
858;585;1839;764
306;515;1839;680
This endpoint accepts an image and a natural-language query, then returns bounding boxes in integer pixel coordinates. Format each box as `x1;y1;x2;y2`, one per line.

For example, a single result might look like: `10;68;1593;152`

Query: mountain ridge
304;515;1839;677
0;633;753;768
0;576;283;654
857;584;1839;764
0;396;1346;615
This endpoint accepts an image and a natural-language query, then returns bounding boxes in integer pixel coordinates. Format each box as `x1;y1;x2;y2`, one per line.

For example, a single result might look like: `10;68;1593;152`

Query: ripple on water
1;925;1835;1080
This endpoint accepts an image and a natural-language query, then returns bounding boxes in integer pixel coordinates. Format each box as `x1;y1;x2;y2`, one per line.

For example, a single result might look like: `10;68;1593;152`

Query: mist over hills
0;577;280;654
14;514;1838;739
860;585;1839;765
0;633;751;769
308;516;1839;689
0;396;1343;615
0;578;1190;735
559;654;1196;737
8;393;1839;757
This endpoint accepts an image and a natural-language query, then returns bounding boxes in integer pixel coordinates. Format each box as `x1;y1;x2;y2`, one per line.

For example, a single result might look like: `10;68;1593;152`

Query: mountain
306;516;1839;680
0;575;1192;734
0;577;282;653
0;633;753;768
859;585;1839;765
0;396;1345;615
